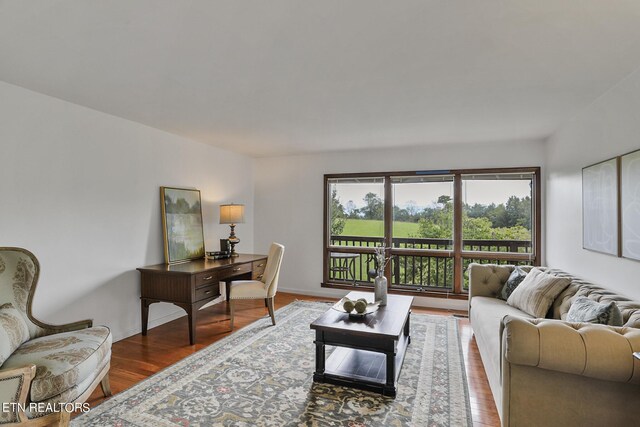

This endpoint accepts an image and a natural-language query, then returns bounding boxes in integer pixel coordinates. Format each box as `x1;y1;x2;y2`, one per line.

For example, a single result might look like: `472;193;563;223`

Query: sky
333;179;531;209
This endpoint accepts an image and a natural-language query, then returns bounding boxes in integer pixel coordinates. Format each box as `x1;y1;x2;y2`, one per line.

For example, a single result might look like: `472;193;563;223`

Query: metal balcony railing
329;235;531;291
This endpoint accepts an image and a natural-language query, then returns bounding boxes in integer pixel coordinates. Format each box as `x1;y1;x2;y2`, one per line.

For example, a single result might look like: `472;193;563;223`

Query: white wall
0;82;255;341
254;140;546;311
546;67;640;300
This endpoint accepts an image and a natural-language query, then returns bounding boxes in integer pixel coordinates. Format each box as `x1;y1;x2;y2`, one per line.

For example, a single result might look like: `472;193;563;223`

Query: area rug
72;301;472;426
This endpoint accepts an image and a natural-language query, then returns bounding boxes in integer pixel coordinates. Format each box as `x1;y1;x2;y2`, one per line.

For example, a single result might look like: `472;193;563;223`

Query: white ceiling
3;1;640;157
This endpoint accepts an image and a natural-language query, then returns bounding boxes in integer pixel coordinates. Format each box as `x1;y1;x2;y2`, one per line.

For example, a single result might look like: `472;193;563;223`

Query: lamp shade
219;204;245;224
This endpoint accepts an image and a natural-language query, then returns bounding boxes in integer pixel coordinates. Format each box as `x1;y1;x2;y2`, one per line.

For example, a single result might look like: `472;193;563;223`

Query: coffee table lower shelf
313;333;410;397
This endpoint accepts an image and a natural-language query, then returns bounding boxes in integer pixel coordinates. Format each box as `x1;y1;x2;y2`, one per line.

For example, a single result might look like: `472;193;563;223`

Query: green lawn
340;219;420;238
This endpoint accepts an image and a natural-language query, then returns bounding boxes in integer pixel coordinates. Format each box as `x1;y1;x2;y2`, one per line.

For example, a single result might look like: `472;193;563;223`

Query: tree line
331;191;532;240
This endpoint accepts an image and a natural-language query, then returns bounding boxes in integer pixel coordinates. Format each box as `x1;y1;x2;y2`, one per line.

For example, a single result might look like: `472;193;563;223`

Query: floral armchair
0;248;112;425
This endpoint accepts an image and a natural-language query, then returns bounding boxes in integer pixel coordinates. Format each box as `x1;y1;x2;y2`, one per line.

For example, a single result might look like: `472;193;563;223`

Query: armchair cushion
0;303;30;366
2;326;111;402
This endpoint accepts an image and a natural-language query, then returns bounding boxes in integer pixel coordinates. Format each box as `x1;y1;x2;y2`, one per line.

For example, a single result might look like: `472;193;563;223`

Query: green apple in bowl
354;300;367;314
343;299;355;313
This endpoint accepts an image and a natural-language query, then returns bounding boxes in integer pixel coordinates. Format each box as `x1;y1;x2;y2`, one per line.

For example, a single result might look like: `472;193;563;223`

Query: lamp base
228;233;240;257
230;244;239;257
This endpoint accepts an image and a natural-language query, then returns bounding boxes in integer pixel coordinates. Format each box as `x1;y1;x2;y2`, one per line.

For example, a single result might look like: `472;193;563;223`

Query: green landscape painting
162;187;205;263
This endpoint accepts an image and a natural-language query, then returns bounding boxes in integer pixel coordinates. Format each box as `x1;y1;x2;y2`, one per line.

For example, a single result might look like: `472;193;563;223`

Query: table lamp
219;203;245;257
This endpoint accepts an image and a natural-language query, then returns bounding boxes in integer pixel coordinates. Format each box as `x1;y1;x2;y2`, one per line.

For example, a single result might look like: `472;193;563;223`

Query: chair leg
59;409;71;426
100;371;112;397
230;299;235;330
267;297;276;326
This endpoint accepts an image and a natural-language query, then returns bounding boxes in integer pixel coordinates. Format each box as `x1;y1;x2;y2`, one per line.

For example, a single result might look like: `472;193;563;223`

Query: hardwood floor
86;292;499;426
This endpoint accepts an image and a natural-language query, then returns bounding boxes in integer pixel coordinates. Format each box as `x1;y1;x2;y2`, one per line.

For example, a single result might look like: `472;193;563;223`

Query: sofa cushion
567;297;623;326
500;267;528;301
0;303;30;366
1;326;111;402
507;268;571;318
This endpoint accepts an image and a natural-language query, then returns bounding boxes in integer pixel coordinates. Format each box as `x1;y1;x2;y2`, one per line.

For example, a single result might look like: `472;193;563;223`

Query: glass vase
374;272;388;306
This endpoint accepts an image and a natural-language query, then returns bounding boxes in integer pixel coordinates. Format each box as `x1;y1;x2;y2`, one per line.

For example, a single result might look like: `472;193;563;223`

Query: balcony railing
329;235;532;291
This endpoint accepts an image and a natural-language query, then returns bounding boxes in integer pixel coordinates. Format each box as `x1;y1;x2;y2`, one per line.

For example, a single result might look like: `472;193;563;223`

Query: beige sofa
468;264;640;427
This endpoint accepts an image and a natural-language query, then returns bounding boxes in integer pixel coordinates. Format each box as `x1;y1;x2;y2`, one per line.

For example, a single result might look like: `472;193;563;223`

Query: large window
323;168;540;297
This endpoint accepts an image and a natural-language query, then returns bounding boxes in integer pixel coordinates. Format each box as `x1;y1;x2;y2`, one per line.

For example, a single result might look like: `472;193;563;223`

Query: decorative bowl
331;297;380;318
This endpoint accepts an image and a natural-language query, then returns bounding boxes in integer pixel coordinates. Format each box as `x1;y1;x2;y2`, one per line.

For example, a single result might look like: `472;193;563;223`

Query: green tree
345;200;359;218
394;205;410;222
330;190;346;236
416;199;453;239
505;195;531;229
406;200;420;222
416;194;532;241
404;194;532;289
362;192;383;220
437;195;452;205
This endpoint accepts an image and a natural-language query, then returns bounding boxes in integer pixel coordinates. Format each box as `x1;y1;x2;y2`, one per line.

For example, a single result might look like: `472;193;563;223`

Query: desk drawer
252;260;267;281
221;262;252;278
195;283;220;301
195;271;219;287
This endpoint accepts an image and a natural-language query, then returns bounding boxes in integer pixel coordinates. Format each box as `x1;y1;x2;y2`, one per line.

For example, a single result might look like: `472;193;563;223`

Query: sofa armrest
0;365;36;424
503;315;640;384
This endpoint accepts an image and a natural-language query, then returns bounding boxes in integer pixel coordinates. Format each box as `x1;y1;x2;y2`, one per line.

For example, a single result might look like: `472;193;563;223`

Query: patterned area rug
73;301;472;426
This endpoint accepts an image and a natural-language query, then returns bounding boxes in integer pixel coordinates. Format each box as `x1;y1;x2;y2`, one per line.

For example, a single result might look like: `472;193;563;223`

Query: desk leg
187;305;196;345
141;299;149;336
225;280;231;302
174;302;196;345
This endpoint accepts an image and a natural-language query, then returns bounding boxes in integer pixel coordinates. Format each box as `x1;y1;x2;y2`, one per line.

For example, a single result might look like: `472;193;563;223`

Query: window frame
322;167;541;299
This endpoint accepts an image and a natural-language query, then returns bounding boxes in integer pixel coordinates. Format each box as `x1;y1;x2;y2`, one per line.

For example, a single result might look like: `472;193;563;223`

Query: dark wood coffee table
310;291;413;397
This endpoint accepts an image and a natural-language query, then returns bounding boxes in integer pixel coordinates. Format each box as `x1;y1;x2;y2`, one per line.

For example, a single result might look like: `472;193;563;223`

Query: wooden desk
137;254;267;345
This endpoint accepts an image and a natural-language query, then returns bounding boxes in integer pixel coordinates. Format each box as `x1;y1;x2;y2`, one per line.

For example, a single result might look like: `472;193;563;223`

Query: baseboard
112;309;187;342
278;286;345;299
112;296;226;342
278;286;468;311
111;288;465;342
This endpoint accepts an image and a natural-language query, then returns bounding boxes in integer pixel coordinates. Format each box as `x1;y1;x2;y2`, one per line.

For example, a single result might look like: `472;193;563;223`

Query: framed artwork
160;187;205;264
621;149;640;261
582;158;619;256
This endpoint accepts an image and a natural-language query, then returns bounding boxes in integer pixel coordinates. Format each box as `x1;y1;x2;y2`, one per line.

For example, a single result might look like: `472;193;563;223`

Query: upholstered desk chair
229;243;285;329
0;247;112;426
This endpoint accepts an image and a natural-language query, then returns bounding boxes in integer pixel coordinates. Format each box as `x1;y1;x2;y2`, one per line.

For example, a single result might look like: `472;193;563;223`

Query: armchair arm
0;365;36;424
36;318;93;336
503;315;640;384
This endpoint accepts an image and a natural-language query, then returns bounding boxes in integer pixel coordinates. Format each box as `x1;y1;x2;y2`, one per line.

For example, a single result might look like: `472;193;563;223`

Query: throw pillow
500;266;528;301
567;297;623;326
0;303;30;366
507;268;571;318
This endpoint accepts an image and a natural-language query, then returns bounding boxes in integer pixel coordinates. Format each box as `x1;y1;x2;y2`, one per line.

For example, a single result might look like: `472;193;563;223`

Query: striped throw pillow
507;268;571;318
